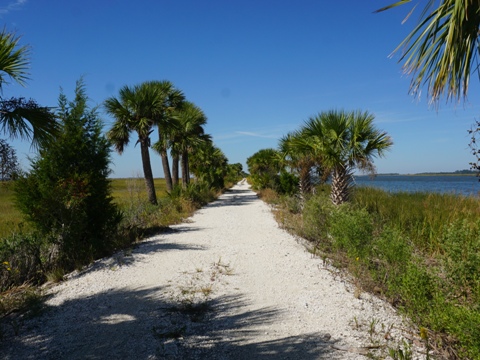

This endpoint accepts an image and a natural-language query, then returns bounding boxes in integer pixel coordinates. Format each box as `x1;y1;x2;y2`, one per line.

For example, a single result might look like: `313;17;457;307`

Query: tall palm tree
0;29;57;148
376;0;480;104
246;148;282;190
105;83;161;205
169;101;209;188
279;131;317;196
189;140;228;189
148;80;184;192
300;109;393;205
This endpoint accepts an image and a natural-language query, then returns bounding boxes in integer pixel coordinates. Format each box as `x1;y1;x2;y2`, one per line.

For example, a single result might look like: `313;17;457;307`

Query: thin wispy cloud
0;0;27;15
235;131;278;139
374;111;433;124
215;123;299;142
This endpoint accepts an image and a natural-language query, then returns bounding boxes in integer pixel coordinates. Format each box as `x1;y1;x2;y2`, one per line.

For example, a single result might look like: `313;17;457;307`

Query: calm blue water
354;175;480;197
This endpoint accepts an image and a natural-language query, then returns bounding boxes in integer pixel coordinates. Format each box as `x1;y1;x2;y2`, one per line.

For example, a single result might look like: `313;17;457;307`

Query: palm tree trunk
185;152;190;185
161;150;173;192
299;164;312;195
158;131;173;192
181;151;189;188
330;164;353;205
140;141;157;205
172;154;179;187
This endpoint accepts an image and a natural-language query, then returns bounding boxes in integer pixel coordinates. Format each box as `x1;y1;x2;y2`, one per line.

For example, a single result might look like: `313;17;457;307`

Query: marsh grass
264;184;480;359
0;178;170;239
0;182;26;238
111;177;169;207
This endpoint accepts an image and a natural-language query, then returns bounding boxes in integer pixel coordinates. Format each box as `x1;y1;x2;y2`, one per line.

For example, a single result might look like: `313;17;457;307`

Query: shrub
168;182;216;207
329;205;373;258
0;233;45;291
15;79;121;270
368;226;412;296
439;220;480;304
398;262;438;321
301;192;334;245
278;171;298;195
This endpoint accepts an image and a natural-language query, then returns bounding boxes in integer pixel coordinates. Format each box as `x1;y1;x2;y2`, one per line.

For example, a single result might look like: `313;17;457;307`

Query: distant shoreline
358;172;478;177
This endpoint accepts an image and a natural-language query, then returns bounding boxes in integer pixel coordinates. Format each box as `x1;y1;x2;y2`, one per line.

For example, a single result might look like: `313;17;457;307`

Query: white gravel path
1;181;424;359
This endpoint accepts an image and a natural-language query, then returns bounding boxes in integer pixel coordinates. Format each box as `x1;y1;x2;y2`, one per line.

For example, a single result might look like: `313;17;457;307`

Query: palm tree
105;83;160;205
0;29;57;148
169;101;209;188
376;1;480;104
279;131;317;196
246;148;282;190
189;140;228;189
300;110;393;205
148;80;184;192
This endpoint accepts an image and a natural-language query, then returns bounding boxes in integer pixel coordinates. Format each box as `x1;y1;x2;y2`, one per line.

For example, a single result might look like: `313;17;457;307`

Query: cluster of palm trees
249;109;393;205
105;81;227;205
0;28;229;206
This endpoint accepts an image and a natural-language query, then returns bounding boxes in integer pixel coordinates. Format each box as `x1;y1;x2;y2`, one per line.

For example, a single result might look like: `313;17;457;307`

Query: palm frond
378;0;480;103
0;97;57;149
0;29;30;89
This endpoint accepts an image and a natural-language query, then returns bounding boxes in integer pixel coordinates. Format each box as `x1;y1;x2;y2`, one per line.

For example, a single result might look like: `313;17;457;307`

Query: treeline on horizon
370;169;478;176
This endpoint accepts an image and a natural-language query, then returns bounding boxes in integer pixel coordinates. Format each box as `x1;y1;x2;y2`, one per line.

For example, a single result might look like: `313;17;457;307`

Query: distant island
374;170;478;176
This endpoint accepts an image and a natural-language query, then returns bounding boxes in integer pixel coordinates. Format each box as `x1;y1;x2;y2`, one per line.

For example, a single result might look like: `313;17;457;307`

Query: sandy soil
1;181;425;359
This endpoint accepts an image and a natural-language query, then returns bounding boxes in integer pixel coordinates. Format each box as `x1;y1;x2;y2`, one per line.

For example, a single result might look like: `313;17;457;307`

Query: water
354;175;480;197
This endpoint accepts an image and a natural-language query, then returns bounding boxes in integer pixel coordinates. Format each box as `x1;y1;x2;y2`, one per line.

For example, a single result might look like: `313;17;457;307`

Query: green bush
439;220;480;304
14;80;121;270
0;233;45;291
278;171;298;195
301;192;334;244
398;262;437;320
368;226;412;295
329;206;373;258
168;182;216;207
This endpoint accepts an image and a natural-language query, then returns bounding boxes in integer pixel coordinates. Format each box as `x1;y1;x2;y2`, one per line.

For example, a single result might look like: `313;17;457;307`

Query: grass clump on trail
263;185;480;359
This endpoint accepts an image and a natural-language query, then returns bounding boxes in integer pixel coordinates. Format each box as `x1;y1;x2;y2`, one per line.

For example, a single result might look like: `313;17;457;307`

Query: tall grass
353;187;480;252
111;178;169;207
0;178;169;238
269;185;480;359
0;182;25;238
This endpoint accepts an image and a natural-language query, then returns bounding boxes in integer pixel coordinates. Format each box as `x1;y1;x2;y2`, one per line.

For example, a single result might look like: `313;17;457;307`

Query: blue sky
1;0;478;177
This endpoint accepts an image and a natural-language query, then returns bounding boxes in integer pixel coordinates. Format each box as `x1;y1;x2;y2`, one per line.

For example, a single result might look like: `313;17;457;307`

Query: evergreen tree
0;139;20;181
15;79;121;268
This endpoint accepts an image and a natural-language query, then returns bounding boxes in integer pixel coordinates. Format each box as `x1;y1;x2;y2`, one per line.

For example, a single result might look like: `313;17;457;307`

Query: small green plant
368;318;379;338
388;340;413;360
213;257;234;276
46;268;64;283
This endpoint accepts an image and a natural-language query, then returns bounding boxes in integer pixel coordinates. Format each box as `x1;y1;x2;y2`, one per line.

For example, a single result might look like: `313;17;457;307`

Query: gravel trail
2;182;424;359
